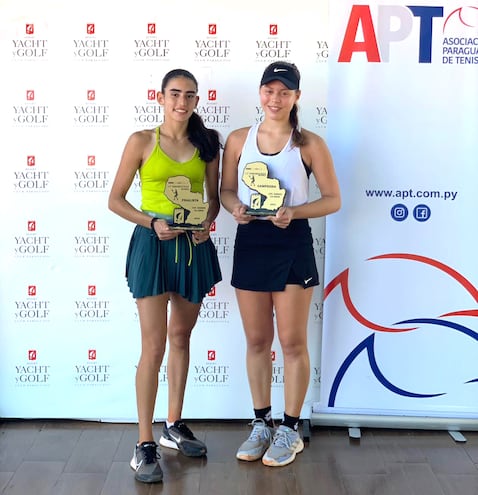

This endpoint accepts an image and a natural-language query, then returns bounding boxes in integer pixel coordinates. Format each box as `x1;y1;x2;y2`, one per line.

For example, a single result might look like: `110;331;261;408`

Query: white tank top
237;123;309;209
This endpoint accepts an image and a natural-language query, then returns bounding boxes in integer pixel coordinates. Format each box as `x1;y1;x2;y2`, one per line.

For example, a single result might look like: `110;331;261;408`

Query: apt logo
338;4;444;63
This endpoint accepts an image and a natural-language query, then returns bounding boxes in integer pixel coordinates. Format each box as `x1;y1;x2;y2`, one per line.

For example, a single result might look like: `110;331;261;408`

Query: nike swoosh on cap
273;68;288;72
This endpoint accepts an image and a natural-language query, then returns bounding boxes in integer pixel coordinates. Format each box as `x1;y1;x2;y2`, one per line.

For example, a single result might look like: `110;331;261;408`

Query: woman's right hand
232;203;254;224
152;219;184;240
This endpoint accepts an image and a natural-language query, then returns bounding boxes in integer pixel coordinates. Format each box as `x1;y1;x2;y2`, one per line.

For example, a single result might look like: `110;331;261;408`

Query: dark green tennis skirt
126;225;222;303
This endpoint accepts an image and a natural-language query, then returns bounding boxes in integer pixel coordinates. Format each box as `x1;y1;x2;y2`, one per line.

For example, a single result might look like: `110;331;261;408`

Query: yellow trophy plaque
242;161;286;216
164;176;208;230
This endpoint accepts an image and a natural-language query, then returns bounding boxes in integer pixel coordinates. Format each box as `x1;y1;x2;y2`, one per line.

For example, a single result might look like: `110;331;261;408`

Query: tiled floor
1;419;477;494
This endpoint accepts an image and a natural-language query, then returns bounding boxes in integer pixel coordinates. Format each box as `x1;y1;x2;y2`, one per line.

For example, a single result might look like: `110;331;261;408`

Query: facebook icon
413;204;431;222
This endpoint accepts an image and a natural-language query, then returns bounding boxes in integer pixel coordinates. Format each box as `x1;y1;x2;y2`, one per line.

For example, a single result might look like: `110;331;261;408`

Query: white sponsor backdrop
315;1;478;428
0;0;328;421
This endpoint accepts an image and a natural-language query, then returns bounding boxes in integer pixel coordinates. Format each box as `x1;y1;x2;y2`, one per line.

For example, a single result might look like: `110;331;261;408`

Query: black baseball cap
260;61;300;90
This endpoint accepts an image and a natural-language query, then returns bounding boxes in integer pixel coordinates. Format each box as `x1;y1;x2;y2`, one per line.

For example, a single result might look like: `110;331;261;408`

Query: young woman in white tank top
221;61;341;467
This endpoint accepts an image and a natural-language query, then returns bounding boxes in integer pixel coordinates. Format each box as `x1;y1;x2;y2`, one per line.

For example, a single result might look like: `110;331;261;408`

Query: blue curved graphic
325;254;478;408
328;334;445;407
396;318;478;341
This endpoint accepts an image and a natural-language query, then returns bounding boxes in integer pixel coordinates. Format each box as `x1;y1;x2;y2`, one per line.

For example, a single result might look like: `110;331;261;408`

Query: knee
280;339;307;360
246;334;273;354
168;326;193;351
140;340;166;368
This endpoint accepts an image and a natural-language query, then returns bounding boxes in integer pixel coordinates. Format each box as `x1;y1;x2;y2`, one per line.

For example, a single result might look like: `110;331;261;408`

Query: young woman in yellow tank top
109;69;222;483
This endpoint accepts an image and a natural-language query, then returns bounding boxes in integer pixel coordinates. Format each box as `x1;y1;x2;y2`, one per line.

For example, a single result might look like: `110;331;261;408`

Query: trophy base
245;209;277;217
169;224;205;231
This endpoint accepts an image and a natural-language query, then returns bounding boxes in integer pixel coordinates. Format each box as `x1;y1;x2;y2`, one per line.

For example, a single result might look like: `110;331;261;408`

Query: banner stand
317;2;478;434
310;412;478;435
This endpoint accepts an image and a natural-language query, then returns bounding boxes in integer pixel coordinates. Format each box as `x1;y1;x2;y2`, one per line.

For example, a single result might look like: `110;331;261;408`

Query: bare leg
273;285;313;417
166;293;201;422
235;289;274;409
135;294;169;443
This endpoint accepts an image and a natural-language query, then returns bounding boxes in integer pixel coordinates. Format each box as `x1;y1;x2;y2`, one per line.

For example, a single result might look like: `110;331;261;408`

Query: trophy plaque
164;176;208;230
242;161;286;216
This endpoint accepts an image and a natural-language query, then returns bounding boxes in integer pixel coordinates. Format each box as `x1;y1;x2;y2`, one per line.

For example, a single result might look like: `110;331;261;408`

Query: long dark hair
289;104;306;147
161;69;221;163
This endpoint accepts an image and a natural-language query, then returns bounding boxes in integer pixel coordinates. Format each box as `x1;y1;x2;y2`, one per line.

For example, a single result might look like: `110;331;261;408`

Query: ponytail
187;112;222;163
289;104;306;147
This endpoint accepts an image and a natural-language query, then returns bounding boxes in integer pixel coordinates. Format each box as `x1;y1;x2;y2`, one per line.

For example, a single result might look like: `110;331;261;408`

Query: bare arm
220;127;254;224
191;152;221;243
108;130;180;240
203;153;220;227
108;130;154;229
272;130;341;228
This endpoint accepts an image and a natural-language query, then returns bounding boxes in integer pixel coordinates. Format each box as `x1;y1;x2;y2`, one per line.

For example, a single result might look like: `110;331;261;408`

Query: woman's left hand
192;223;211;244
268;207;293;229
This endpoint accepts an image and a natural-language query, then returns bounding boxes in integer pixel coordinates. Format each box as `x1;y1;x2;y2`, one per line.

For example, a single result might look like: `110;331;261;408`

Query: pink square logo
87;155;96;166
208;286;216;297
209;221;216;232
87;90;95;101
147;89;156;101
26;90;35;101
27;220;36;232
86;23;95;35
88;349;97;360
26;24;34;35
88;220;96;231
28;350;37;361
28;285;36;296
208;90;216;101
27;155;36;167
269;24;278;35
208;24;217;35
88;285;96;296
148;23;156;34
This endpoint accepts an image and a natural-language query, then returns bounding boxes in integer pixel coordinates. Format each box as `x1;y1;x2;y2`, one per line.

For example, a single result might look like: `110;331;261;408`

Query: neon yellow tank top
140;127;206;219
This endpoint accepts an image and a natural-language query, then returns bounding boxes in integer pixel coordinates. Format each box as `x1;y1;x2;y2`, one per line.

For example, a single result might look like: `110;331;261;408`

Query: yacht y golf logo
12;23;48;59
194;23;231;61
197;89;231;128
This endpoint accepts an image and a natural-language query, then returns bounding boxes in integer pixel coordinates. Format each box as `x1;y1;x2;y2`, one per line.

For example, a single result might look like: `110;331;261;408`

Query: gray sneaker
159;421;207;457
130;442;163;483
236;418;274;461
262;425;304;467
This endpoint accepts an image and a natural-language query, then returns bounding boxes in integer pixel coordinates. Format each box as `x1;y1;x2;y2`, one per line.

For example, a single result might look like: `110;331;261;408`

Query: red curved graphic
324;254;478;333
324;268;417;333
369;253;478;303
443;6;478;32
440;309;478;318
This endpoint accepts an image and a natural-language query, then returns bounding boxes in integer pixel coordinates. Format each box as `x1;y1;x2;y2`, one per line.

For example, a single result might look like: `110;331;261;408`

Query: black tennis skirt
126;225;222;303
231;219;319;291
